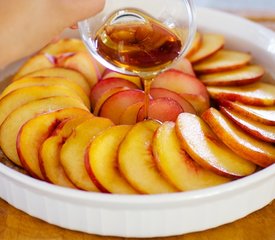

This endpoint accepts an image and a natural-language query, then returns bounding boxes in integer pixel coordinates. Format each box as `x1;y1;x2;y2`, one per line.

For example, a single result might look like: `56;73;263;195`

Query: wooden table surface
0;10;275;240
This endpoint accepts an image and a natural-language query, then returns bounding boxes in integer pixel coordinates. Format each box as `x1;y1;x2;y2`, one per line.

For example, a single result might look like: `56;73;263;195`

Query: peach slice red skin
99;89;146;124
93;86;130;116
60;117;114;192
0;96;88;167
24;67;91;96
38;115;93;187
137;98;184;123
85;125;138;194
151;69;210;114
118;120;178;194
171;57;196;77
207;82;275;106
152;121;230;190
0;85;88;126
220;107;275;143
152;69;209;100
176;112;257;178
219;100;275;126
193;50;251;74
12;53;55;81
90;77;138;108
17;108;91;179
199;65;264;86
187;33;225;63
150;88;196;114
101;70;142;88
202;108;275;168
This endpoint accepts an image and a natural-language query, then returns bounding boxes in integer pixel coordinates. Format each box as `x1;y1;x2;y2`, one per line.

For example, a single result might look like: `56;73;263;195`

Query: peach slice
171;57;196;76
151;69;209;114
60;117;114;191
202;108;275;167
90;77;139;108
39;115;93;187
0;77;90;109
137;98;184;123
180;94;210;116
0;85;89;126
187;34;225;63
199;65;264;86
207;82;275;106
152;69;209;100
219;100;275;125
93;87;130;115
193;50;251;74
23;67;90;95
186;32;202;57
153;122;230;190
220;107;275;143
56;52;99;87
102;70;142;88
119;102;144;125
0;96;87;167
150;88;196;114
176;113;256;178
85;125;138;194
13;53;55;80
40;38;87;55
17;108;91;179
100;89;145;124
118;120;178;194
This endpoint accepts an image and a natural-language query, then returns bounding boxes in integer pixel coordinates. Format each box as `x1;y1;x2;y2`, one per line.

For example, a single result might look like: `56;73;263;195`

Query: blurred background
195;0;275;30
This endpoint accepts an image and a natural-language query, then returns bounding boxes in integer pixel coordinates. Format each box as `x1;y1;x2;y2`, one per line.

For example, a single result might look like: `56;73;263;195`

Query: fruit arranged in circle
0;33;274;195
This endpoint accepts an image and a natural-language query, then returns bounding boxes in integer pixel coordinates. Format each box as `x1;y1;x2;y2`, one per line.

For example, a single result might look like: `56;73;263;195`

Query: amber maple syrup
95;9;182;119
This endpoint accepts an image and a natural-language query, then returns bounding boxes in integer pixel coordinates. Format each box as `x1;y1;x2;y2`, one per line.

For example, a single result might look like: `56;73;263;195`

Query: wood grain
0;199;274;240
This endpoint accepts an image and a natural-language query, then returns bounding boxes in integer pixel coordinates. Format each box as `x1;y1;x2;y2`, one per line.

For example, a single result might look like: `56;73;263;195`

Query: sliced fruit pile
0;34;274;195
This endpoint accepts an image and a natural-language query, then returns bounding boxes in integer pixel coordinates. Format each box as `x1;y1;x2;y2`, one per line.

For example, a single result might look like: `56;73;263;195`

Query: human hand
0;0;105;68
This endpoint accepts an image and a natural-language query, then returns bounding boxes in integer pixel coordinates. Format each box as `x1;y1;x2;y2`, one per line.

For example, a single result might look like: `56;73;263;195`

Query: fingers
57;0;106;25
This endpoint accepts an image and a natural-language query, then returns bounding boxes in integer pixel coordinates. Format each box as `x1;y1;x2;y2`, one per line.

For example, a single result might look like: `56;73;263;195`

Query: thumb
57;0;106;26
